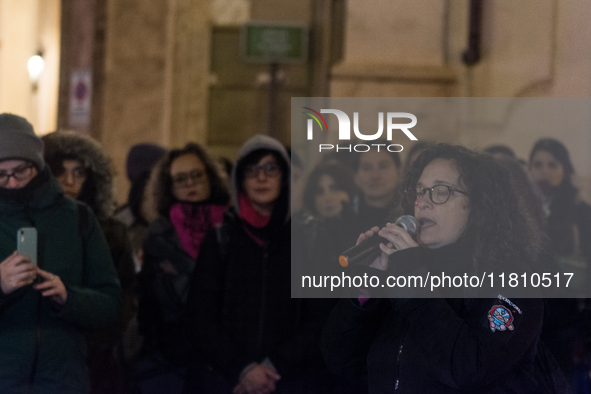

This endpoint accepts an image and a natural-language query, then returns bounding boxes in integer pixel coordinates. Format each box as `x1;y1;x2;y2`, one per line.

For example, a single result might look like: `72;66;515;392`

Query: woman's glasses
406;185;468;205
244;163;280;179
172;169;207;186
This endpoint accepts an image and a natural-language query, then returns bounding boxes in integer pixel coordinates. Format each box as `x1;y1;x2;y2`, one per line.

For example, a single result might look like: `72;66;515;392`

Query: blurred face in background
356;150;401;208
314;174;349;218
529;150;564;192
170;153;210;202
243;154;282;215
56;159;87;199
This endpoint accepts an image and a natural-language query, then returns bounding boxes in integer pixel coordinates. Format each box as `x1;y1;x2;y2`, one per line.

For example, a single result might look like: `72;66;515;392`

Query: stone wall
100;0;210;203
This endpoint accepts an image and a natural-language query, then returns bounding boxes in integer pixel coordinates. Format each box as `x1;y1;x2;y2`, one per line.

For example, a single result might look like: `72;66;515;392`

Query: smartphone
17;227;37;266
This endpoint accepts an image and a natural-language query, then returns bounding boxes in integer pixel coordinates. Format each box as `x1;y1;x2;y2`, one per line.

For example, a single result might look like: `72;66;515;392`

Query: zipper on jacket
256;250;269;353
394;326;409;392
28;295;42;391
394;343;403;391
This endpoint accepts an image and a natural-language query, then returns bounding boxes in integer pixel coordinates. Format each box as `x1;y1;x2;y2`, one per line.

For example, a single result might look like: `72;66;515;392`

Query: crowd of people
0;111;589;393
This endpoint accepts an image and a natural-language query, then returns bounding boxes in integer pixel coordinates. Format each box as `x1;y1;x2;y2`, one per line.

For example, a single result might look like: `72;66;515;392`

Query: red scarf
238;192;271;228
238;192;271;246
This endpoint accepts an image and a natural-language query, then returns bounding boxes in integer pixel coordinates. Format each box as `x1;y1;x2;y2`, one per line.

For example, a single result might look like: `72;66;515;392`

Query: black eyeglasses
406;185;468;205
245;163;280;179
172;169;207;186
0;163;35;186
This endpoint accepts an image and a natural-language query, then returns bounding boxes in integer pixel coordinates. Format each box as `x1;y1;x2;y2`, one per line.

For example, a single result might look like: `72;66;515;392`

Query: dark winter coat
43;131;135;394
43;130;136;331
185;135;331;392
0;170;122;394
321;242;569;394
186;209;329;385
137;215;197;364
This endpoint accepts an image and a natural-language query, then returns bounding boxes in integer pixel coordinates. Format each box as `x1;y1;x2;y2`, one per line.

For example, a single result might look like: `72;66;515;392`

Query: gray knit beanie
0;113;45;169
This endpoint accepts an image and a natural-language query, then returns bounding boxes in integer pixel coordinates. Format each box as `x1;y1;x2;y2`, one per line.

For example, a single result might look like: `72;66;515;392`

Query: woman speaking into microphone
321;144;568;393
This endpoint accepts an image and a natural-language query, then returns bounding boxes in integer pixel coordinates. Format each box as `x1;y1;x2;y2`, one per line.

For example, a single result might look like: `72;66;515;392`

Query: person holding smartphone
0;113;122;394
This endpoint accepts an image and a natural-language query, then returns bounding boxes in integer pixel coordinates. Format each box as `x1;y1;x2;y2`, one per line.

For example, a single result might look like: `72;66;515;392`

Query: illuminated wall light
28;51;45;90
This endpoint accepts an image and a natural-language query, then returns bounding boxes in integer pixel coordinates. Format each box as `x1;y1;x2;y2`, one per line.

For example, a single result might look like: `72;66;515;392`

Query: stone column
101;0;172;203
168;0;211;146
100;0;210;203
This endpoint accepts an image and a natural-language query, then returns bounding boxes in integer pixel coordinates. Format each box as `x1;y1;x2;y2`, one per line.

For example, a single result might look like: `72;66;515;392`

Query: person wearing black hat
0;113;122;393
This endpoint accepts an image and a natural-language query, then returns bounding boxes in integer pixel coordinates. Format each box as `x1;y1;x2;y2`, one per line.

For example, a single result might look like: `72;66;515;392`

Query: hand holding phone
0;251;37;294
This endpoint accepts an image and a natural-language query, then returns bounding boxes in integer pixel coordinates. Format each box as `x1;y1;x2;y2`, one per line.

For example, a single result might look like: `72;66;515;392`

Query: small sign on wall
241;22;308;64
69;69;92;127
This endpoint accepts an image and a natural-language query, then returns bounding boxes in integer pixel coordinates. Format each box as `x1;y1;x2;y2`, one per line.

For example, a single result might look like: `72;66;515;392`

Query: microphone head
394;215;420;240
338;215;421;268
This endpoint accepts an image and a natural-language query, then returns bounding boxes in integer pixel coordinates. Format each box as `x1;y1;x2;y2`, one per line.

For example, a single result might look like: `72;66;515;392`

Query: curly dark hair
302;162;357;216
153;143;230;216
402;144;542;268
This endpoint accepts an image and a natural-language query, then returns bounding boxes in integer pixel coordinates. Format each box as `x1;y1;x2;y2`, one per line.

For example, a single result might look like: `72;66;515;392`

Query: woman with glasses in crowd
185;135;331;394
321;144;568;393
43;130;136;394
136;143;230;393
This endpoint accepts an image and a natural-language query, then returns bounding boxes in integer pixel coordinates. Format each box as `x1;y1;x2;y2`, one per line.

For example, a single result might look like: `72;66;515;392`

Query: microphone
338;215;421;267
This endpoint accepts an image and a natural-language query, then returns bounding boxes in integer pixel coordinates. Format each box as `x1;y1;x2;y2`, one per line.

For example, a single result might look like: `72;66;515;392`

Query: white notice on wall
69;69;92;127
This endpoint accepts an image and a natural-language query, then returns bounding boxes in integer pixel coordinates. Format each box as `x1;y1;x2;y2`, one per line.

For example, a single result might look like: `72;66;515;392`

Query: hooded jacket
43;132;136;394
0;169;122;394
43;131;136;331
43;131;115;221
185;135;331;392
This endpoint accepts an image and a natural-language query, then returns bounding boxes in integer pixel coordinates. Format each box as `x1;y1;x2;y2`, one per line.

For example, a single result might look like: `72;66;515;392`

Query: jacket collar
0;168;64;212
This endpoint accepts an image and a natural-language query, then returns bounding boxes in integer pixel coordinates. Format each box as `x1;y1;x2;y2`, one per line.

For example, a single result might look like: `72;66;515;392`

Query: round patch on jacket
488;305;514;332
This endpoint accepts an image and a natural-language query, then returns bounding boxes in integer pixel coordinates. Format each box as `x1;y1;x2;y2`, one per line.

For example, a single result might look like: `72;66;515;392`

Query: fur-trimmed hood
43;130;116;220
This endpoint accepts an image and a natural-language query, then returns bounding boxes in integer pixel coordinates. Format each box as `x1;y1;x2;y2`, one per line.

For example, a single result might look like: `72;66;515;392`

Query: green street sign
241;22;308;64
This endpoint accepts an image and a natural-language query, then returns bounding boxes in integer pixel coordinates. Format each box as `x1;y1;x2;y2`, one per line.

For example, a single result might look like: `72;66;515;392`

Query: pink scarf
169;203;226;259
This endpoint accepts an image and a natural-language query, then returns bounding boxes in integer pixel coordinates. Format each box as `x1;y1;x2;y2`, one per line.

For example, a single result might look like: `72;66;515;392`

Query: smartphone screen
17;227;37;266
